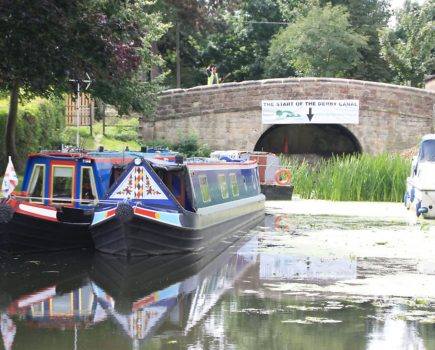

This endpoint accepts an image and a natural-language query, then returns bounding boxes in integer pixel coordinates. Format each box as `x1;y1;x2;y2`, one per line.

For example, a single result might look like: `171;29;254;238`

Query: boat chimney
98;146;104;152
141;146;148;153
175;155;184;164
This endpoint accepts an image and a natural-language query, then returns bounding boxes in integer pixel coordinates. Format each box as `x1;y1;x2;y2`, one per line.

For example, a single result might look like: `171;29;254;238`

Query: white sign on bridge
262;100;359;124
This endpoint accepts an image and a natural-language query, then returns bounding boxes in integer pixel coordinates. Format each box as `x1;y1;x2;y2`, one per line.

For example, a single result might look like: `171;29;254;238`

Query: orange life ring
274;215;290;232
274;169;292;186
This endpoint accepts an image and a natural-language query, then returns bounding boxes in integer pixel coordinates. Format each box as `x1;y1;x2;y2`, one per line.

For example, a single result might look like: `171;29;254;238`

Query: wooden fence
65;93;94;135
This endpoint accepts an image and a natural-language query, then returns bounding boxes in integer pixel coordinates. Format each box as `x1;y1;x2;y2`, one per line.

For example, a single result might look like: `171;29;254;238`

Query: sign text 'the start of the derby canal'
261;100;359;124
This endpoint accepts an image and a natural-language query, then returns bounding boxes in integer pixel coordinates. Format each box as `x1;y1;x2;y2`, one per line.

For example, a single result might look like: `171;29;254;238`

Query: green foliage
0;0;169;112
144;133;211;158
265;4;368;77
319;0;393;82
0;98;65;170
201;0;286;82
379;0;435;87
282;153;410;202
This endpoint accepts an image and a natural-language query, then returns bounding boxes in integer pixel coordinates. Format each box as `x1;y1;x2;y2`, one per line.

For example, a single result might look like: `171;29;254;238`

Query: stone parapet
140;78;435;154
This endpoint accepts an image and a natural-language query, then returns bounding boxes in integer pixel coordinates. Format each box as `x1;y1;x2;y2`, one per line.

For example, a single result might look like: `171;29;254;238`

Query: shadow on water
1;214;435;349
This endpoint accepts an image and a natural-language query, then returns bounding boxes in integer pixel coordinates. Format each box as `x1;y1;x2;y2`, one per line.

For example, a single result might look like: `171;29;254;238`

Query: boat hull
91;198;264;256
405;179;435;219
261;184;294;200
0;207;93;254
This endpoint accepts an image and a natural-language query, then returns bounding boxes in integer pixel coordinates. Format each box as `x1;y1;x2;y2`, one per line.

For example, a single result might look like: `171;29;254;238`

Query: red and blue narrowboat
90;156;265;256
0;148;176;253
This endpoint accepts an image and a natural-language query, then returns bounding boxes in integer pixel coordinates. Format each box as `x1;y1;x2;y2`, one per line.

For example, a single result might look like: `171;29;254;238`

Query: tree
265;4;368;78
320;0;393;82
379;0;435;87
0;0;168;170
152;0;242;88
200;0;287;83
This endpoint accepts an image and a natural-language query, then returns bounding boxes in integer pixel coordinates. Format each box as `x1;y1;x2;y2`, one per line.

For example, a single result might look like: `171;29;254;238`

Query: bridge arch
140;78;435;155
254;124;362;156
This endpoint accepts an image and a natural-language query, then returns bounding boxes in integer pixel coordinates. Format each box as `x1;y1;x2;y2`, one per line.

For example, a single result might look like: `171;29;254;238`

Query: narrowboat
0;147;176;253
211;150;294;200
90;156;265;256
404;134;435;218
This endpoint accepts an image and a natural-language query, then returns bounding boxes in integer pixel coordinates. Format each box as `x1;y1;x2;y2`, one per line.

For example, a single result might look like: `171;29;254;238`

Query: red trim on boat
134;207;159;219
15;202;59;222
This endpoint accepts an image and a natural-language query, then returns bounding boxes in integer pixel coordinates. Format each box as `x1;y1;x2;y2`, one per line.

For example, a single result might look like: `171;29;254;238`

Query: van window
29;165;45;203
52;166;74;204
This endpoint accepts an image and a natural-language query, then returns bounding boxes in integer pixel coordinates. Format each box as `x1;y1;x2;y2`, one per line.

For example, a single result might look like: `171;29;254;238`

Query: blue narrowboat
0;148;176;253
90;156;265;256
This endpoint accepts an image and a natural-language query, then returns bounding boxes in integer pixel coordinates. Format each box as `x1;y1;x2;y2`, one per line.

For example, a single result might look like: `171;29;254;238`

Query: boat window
52;166;74;204
419;140;435;161
51;293;72;315
28;164;45;203
198;175;211;203
218;174;229;199
80;166;97;205
229;173;239;197
30;302;45;317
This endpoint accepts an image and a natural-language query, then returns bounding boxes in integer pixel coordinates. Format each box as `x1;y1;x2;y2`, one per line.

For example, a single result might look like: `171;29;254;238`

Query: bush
0;97;66;171
143;133;211;158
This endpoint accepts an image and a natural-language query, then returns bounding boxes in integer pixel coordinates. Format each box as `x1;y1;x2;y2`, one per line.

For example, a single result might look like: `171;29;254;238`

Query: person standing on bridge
207;64;219;85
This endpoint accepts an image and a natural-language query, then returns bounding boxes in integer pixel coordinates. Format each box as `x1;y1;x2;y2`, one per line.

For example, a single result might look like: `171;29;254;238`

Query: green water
1;214;435;350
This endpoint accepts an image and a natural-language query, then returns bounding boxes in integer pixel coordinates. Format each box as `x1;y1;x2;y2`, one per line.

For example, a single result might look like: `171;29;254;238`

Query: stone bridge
140;78;435;155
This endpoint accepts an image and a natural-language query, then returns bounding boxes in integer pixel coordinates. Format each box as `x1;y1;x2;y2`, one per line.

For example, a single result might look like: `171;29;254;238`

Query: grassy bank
282;153;411;202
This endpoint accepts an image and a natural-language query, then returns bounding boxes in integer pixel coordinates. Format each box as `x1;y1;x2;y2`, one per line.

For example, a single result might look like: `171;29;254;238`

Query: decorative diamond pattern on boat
110;166;166;200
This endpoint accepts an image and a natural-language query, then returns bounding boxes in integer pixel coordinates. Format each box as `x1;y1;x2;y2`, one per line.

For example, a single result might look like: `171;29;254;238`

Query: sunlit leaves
379;0;434;87
265;4;368;78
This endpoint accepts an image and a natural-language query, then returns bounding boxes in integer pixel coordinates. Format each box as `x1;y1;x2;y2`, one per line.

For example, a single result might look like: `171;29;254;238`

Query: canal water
1;208;435;350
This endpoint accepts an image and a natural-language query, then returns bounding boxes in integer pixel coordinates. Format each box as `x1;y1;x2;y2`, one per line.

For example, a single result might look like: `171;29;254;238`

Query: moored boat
211;150;294;200
0;147;176;253
90;156;265;256
404;134;435;218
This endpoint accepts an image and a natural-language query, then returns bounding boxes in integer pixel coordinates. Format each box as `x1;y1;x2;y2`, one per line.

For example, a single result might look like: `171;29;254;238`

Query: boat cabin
20;150;177;209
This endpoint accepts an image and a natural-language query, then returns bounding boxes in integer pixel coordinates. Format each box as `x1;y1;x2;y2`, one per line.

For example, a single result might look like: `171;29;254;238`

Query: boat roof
421;134;435;142
28;149;176;161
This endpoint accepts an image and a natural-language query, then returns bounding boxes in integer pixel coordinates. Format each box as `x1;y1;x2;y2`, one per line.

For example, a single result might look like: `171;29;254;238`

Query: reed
281;153;411;202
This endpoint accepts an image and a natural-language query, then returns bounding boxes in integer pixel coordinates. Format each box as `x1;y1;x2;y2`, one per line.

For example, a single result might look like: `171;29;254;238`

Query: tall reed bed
281;153;411;202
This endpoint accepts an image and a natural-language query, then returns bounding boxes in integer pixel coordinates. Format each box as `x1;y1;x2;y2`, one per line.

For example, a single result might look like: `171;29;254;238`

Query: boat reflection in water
90;234;258;348
0;250;96;350
0;229;259;350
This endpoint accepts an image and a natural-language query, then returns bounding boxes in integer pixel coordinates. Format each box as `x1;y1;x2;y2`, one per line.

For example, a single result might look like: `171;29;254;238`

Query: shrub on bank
145;133;211;158
281;153;410;202
0;98;65;170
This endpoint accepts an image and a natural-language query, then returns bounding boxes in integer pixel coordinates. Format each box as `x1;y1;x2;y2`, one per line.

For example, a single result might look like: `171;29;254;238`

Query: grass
63;119;141;151
281;153;411;202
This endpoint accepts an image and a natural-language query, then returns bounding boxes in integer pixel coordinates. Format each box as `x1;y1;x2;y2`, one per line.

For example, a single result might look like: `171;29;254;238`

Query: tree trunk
5;81;21;172
150;41;160;80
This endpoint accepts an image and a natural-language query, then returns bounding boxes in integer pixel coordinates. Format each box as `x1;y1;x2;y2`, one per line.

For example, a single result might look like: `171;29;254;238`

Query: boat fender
115;203;134;222
416;201;422;217
0;203;14;223
410;188;415;202
274;169;292;186
418;207;429;215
